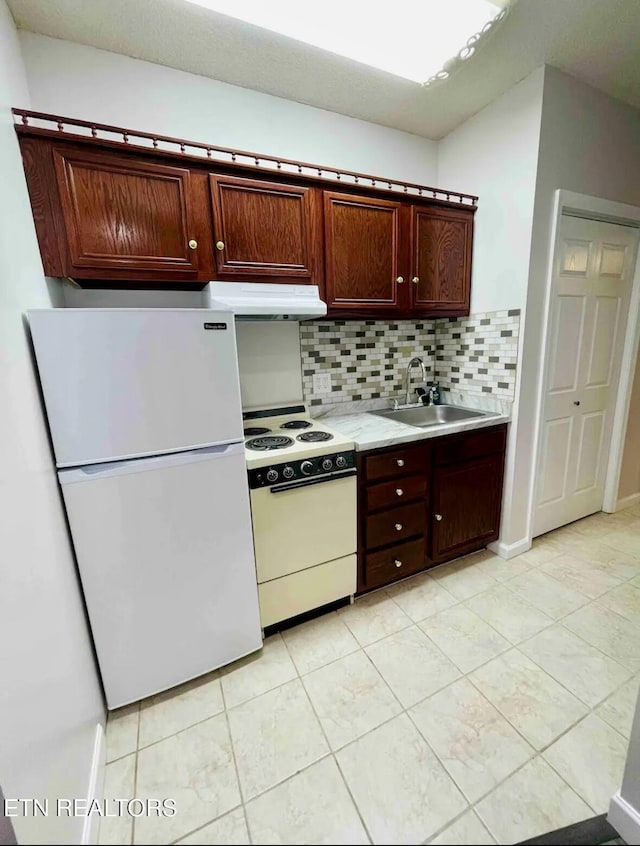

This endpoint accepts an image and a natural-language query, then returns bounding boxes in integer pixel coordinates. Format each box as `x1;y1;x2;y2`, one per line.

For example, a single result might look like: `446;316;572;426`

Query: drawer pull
435;513;443;521
394;559;402;568
395;523;403;531
396;488;404;497
396;459;405;467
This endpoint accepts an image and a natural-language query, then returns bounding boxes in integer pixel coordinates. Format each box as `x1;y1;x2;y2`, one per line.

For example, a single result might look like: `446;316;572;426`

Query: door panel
53;148;202;278
574;411;605;493
324;192;404;311
548;295;585;393
586;297;620;387
538;417;573;506
431;454;504;563
534;215;639;536
411;206;472;314
209;174;317;280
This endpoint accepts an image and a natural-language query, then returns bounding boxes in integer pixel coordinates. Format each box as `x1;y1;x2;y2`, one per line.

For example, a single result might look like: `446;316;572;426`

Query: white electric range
243;404;357;627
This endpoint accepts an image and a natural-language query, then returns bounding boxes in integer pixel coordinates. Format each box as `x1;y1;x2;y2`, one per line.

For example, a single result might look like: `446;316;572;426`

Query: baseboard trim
615;492;640;512
82;722;106;846
609;791;640;845
488;537;532;560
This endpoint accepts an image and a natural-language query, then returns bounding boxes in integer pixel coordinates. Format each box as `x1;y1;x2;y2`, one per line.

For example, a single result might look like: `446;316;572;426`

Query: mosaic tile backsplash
300;309;520;407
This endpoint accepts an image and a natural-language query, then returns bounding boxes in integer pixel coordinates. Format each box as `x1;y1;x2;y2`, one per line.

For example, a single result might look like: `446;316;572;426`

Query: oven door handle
269;470;357;493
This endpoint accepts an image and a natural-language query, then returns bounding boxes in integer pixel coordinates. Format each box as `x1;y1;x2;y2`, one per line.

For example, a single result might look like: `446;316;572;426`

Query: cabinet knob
396;459;404;467
435;513;443;521
412;276;420;284
188;239;198;249
394;559;402;568
216;241;225;251
395;523;403;531
396;488;404;497
396;276;404;284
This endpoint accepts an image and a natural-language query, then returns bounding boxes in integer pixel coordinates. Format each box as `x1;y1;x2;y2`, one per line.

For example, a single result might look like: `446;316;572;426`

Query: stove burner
280;420;313;430
246;435;295;451
244;427;271;437
297;431;334;443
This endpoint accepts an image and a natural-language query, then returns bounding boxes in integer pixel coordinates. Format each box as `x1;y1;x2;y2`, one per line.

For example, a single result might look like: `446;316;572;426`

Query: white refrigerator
28;309;262;709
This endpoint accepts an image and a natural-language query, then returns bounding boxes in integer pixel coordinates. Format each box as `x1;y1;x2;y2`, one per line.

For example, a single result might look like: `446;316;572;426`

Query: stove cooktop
297;431;333;443
244;426;271;437
246;435;295;451
242;405;354;469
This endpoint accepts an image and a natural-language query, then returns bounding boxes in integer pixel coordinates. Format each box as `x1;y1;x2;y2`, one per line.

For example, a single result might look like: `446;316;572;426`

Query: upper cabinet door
53;149;205;280
411;206;473;315
324;192;406;313
209;175;318;282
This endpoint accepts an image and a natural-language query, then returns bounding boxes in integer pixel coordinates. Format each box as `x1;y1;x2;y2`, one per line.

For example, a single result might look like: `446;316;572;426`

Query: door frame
530;189;640;533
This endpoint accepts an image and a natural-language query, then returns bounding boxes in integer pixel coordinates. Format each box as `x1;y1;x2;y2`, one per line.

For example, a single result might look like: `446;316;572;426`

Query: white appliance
244;405;357;626
28;309;262;709
204;281;327;319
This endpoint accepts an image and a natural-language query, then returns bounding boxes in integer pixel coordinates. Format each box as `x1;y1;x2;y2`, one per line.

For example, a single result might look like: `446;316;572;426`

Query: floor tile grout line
422;805;496;846
406;675;537;807
515;620;636;709
130;701;141;846
277;627;375;844
468;748;594;843
169;802;244;846
219;678;253;845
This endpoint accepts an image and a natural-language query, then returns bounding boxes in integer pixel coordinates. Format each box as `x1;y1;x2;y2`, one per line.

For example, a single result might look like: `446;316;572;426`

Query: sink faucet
399;356;427;408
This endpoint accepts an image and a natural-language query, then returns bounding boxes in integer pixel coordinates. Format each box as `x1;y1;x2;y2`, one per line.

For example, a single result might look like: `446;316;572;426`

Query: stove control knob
300;460;314;476
283;466;294;480
266;468;278;483
322;457;333;471
335;455;347;469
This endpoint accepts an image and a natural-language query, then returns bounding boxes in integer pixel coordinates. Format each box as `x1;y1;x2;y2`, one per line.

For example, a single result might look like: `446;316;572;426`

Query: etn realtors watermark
3;798;176;818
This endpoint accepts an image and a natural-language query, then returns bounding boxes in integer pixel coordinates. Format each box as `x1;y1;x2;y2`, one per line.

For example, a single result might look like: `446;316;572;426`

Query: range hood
203;281;327;320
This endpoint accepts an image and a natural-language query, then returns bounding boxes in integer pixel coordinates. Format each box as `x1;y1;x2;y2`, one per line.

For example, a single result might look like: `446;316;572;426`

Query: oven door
250;471;357;582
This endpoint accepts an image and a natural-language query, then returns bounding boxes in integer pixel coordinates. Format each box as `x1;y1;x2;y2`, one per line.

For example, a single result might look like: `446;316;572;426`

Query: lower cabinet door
363;538;426;591
431;453;504;563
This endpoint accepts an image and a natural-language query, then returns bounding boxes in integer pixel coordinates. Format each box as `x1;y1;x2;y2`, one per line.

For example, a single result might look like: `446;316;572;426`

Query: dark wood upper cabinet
324;192;407;312
52;148;211;280
411;206;472;314
16;118;476;298
209;174;319;283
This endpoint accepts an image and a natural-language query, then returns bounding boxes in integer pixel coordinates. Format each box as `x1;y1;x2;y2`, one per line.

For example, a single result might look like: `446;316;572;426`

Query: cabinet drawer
364;538;426;590
366;501;426;549
364;445;428;481
366;474;427;512
434;425;507;466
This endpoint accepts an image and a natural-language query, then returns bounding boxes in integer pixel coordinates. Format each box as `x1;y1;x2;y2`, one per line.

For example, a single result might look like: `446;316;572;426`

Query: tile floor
99;505;640;845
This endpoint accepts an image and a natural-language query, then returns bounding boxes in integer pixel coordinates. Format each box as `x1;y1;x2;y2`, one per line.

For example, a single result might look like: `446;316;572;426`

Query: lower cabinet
357;423;507;593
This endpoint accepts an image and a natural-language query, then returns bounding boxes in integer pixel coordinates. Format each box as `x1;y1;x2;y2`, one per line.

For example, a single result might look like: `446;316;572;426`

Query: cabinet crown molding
13;108;478;209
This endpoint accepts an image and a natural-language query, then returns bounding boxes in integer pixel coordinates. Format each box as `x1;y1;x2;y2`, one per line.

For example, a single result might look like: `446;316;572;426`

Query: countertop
318;393;511;452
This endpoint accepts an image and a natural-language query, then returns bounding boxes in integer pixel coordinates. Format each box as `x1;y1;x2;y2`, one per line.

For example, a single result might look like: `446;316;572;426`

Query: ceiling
7;0;640;139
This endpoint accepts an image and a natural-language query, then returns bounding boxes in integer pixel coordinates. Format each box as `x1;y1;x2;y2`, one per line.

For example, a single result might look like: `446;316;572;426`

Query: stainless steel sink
371;404;492;428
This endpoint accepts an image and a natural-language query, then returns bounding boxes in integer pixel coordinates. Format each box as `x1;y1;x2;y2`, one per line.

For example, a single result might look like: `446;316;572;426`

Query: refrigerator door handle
59;442;244;484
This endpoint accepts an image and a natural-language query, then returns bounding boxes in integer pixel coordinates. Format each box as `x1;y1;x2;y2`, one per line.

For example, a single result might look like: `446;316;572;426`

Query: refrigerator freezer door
29;309;243;466
59;443;261;708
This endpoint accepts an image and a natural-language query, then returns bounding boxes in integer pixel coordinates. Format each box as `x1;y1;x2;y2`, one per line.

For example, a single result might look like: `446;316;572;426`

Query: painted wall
18;33;438;186
0;3;105;844
618;350;640;502
436;67;545;554
436;67;544;313
512;66;640;545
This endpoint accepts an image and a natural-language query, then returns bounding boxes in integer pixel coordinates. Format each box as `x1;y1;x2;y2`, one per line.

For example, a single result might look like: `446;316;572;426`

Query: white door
29;308;243;466
59;443;261;708
534;215;639;536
